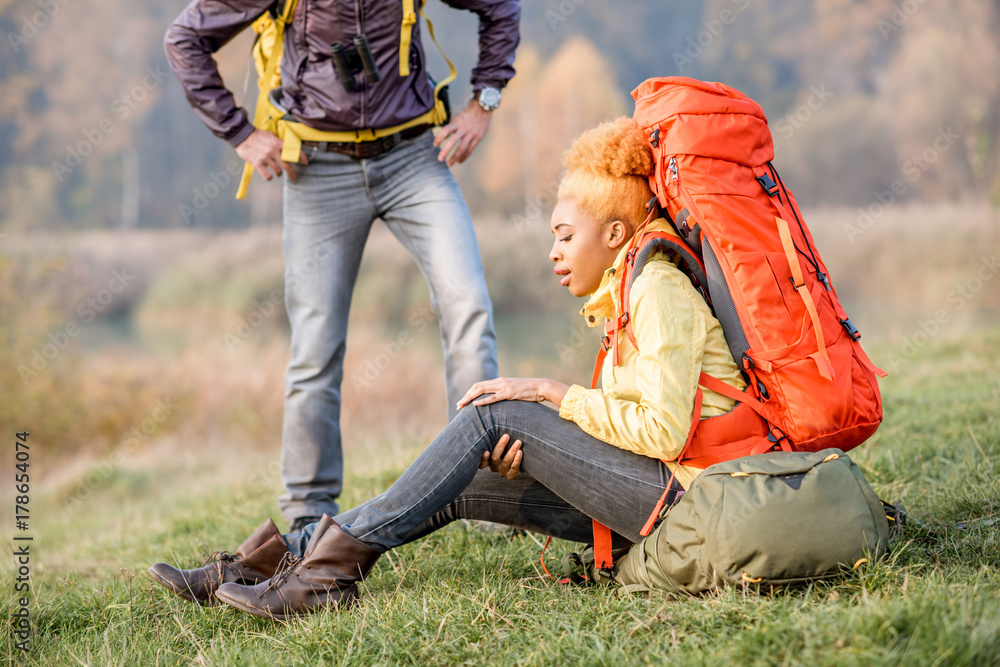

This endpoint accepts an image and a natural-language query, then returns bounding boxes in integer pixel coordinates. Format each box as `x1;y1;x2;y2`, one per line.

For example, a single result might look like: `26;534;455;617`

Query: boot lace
200;551;237;579
260;551;303;597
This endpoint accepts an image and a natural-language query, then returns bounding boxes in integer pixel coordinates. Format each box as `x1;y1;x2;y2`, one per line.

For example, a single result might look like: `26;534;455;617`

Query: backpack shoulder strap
399;0;457;100
610;229;710;362
236;0;300;200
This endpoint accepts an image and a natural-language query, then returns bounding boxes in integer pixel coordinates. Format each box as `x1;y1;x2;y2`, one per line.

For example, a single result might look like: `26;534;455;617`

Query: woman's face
549;198;629;297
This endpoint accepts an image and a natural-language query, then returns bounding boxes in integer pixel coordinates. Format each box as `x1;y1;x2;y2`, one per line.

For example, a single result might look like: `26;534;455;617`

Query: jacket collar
579;218;681;328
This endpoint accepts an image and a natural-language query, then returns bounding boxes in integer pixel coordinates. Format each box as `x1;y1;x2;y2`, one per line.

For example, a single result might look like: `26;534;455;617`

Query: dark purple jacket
164;0;520;147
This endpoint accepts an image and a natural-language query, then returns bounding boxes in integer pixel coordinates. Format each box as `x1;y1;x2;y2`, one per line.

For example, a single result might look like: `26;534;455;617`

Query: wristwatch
476;86;502;112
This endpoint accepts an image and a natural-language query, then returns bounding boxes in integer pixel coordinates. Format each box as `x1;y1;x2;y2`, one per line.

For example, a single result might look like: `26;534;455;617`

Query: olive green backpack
563;449;896;594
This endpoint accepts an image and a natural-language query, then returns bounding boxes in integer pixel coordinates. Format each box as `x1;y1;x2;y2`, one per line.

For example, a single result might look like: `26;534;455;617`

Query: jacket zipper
356;0;366;128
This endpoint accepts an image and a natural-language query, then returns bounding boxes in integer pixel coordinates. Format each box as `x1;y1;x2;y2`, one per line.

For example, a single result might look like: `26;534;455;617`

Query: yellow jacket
558;219;746;489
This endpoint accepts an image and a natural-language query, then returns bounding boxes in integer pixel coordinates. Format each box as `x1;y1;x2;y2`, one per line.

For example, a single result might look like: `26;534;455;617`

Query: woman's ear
606;220;631;250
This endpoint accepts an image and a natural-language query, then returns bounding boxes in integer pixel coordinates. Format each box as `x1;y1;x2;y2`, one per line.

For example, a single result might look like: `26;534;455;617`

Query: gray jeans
279;130;498;522
283;400;683;556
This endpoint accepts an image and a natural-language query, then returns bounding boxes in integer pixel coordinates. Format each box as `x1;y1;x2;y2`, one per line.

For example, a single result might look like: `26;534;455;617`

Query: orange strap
855;340;888;378
697;371;771;423
591;344;608;390
592;519;615;571
540;536;575;584
775;216;835;381
639;385;703;537
615;205;658;359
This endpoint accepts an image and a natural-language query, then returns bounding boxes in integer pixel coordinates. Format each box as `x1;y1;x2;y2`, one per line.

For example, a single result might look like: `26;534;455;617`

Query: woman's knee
465;399;549;440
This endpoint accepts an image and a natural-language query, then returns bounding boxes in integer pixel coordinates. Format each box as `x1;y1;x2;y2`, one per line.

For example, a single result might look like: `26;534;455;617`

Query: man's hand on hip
236;128;308;182
434;100;493;167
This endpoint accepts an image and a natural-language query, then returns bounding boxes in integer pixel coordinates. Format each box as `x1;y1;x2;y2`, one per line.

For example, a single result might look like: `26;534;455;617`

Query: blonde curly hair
557;116;655;229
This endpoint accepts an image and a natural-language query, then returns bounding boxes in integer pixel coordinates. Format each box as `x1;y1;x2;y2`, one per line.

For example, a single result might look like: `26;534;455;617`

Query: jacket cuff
225;120;255;149
472;78;510;92
558;384;587;421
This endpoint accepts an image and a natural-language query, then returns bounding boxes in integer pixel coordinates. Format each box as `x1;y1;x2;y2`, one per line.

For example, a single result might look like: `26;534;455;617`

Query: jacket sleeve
164;0;275;148
439;0;520;90
558;271;706;461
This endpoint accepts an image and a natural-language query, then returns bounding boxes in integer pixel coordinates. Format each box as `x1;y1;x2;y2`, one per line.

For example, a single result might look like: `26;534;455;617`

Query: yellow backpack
236;0;456;199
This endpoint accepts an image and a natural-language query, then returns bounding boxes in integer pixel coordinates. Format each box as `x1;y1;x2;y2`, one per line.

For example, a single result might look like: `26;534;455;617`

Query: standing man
165;0;519;531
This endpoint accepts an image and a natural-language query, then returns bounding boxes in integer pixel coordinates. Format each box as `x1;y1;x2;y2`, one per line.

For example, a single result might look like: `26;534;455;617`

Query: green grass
4;329;1000;665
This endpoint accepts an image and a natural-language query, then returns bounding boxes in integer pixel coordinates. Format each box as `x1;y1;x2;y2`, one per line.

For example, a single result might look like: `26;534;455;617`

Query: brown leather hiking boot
148;518;289;605
215;514;380;620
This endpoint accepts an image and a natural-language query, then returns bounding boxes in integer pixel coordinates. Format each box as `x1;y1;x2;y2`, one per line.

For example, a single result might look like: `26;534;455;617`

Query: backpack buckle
756;173;779;197
840;318;861;341
766;427;789;449
600;335;612;352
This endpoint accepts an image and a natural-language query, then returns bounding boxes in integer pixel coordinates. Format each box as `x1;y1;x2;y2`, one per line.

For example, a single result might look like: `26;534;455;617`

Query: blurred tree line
1;0;998;231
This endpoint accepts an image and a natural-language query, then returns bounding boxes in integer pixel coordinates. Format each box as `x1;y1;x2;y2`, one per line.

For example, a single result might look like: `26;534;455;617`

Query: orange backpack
589;77;886;572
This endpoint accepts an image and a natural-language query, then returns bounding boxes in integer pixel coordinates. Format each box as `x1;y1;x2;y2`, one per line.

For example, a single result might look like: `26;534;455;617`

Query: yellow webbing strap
236;0;299;199
237;0;457;200
775;216;835;381
420;3;458;97
274;111;435;163
400;0;417;76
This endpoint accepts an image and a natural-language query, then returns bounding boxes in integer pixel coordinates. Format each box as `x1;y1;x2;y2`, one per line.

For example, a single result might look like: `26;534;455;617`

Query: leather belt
302;124;431;159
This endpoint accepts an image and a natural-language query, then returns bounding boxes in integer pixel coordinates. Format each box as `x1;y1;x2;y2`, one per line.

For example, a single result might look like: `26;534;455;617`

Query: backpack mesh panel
630;239;708;297
703;237;748;366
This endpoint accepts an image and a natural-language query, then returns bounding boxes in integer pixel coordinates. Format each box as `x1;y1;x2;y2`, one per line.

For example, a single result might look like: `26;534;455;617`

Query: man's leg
279;149;377;525
282;400;681;556
368;131;498;419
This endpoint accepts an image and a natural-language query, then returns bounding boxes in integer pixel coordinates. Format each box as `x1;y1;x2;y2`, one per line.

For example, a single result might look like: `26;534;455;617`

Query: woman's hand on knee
479;433;523;480
457;377;569;409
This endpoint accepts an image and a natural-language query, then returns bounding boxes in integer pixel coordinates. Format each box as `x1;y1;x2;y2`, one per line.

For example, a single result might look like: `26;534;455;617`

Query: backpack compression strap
775;215;835;381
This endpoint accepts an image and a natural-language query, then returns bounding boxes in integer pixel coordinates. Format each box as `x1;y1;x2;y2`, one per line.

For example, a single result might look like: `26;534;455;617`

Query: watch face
479;87;501;110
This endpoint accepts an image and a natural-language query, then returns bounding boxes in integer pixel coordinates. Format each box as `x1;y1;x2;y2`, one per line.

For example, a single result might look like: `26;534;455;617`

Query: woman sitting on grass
148;117;746;620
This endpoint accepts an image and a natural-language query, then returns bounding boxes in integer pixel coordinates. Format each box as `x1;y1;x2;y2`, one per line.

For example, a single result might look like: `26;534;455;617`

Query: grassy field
3;326;999;665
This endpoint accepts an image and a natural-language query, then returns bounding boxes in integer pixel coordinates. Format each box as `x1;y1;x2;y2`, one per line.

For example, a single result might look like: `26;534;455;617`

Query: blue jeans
279;130;498;522
283;400;683;556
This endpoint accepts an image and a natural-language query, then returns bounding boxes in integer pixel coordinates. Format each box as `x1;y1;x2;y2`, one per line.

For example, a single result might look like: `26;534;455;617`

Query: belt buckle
354;133;399;159
354;140;378;159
